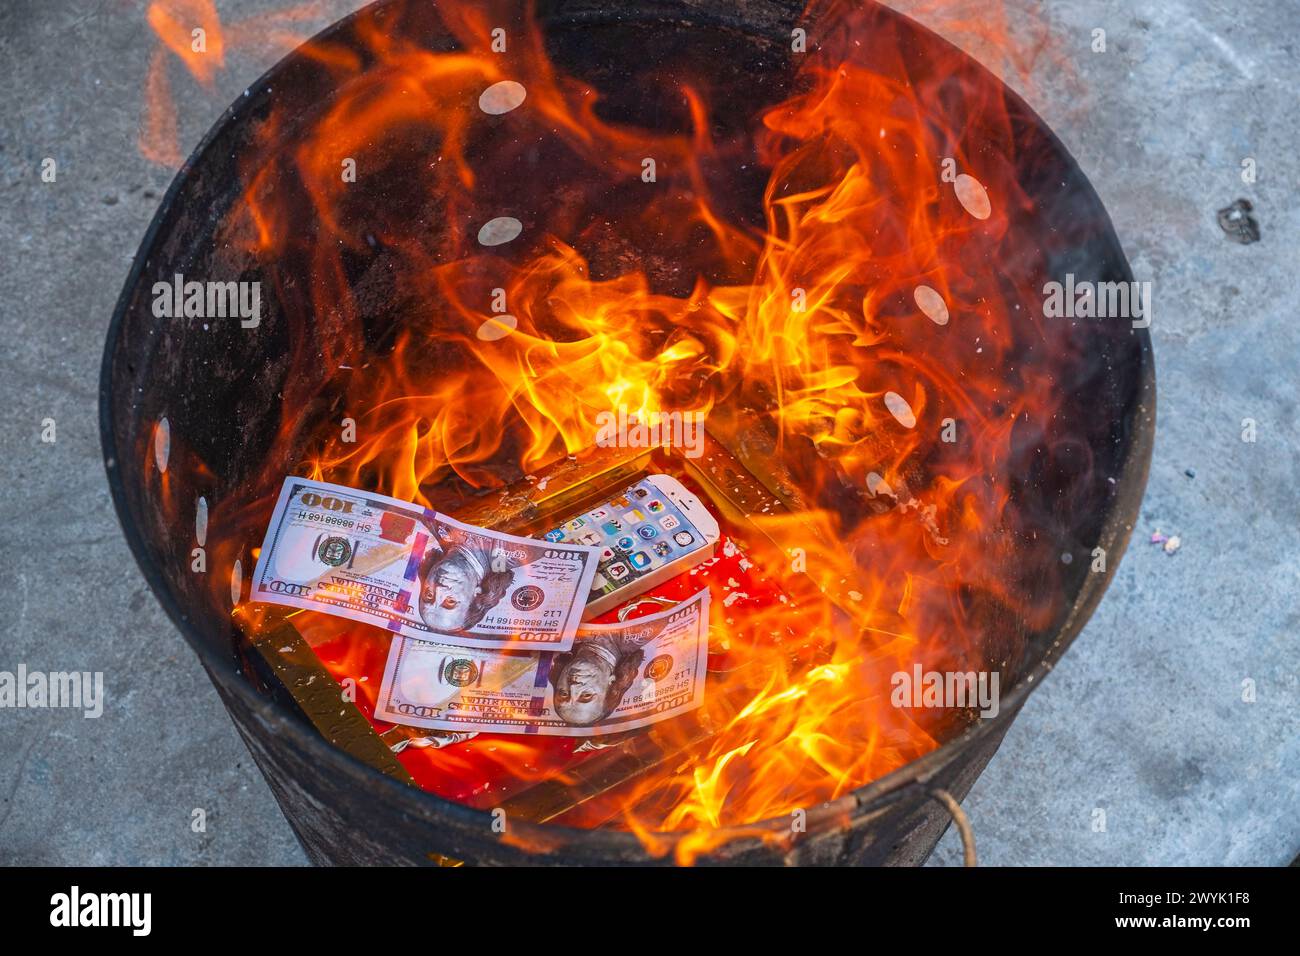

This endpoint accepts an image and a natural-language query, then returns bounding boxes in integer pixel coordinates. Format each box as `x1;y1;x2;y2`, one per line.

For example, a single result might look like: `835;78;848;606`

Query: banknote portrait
549;626;656;725
375;590;708;734
255;478;600;651
418;523;518;633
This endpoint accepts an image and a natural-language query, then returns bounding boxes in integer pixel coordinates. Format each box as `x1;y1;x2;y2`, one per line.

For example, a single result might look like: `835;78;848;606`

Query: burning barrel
101;0;1153;865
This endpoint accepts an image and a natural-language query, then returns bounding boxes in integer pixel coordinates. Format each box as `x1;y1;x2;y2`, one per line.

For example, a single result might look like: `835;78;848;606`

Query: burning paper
250;477;600;650
375;589;710;736
172;0;1092;839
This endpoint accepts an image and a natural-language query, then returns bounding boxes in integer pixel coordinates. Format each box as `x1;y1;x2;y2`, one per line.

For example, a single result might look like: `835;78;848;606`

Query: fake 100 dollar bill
250;477;600;651
375;589;711;736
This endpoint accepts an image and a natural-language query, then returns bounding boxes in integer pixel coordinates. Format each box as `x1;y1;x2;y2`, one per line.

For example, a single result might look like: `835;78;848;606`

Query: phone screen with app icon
542;477;709;603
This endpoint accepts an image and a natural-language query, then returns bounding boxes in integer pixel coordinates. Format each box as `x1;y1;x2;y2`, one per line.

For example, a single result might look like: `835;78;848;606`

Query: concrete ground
0;0;1295;866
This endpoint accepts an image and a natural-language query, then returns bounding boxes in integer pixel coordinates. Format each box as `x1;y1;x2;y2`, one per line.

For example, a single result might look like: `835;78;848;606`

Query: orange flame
147;0;1082;858
140;1;337;166
146;0;226;87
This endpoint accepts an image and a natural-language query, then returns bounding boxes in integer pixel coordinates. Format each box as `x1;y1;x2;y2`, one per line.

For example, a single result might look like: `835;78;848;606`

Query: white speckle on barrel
478;80;527;115
230;559;243;606
867;472;895;498
477;216;523;246
196;496;208;546
153;417;170;473
476;313;518;341
914;285;949;325
954;173;991;220
884;391;916;428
